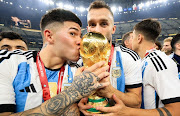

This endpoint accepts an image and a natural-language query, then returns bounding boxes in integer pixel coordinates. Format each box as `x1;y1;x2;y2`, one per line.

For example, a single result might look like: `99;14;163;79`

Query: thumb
112;94;123;105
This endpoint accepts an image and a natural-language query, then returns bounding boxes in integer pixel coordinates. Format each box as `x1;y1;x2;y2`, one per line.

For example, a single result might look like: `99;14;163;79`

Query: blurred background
0;0;179;50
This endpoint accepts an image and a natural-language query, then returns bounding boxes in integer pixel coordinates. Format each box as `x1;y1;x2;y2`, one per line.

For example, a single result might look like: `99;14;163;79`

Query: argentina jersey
0;49;77;113
110;45;142;92
142;50;180;109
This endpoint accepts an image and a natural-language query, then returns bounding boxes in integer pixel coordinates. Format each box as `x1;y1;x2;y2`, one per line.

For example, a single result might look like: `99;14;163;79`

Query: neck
39;46;65;70
175;50;180;56
137;41;155;59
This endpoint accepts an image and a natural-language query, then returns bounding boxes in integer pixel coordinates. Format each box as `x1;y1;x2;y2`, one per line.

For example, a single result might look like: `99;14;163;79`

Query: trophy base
86;104;110;114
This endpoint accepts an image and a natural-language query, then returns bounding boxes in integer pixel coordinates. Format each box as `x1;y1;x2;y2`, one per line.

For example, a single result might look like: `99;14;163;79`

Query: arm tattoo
61;103;80;116
11;71;99;116
72;71;102;97
156;108;164;116
162;107;172;116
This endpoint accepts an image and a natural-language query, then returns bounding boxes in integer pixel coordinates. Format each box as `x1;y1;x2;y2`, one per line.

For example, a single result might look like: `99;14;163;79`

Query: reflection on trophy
80;32;111;113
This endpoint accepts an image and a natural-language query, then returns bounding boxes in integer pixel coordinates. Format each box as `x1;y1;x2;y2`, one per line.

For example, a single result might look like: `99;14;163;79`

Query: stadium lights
111;6;116;12
56;3;63;8
119;6;123;12
79;6;85;12
145;1;151;7
64;5;74;10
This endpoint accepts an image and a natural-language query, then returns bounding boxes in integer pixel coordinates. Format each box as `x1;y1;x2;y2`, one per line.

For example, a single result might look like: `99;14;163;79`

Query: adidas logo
19;84;37;93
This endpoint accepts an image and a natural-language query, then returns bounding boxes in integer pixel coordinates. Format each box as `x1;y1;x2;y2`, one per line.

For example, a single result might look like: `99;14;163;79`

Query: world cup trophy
80;32;111;113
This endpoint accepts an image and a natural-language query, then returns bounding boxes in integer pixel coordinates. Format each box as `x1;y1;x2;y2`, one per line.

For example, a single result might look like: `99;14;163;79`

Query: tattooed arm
7;61;109;116
62;103;80;116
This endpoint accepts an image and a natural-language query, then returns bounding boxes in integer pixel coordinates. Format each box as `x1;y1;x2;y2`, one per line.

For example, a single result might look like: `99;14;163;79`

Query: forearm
62;103;80;116
10;85;83;116
110;88;141;108
127;107;160;116
128;103;180;116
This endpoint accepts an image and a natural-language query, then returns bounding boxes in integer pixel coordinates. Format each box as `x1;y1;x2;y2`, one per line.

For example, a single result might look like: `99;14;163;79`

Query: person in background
171;34;180;79
0;31;28;51
162;37;174;58
78;1;142;115
154;40;162;50
92;19;180;116
0;8;110;115
122;31;133;50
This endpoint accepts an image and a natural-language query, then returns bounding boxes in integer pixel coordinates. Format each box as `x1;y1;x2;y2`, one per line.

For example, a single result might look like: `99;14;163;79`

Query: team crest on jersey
112;67;121;78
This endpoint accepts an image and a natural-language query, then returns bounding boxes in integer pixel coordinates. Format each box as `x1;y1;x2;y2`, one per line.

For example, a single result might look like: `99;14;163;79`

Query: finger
93;113;111;116
75;67;85;76
97;72;110;81
85;61;106;72
97;82;110;89
112;94;122;104
78;98;93;110
96;106;114;113
80;109;94;116
93;65;109;76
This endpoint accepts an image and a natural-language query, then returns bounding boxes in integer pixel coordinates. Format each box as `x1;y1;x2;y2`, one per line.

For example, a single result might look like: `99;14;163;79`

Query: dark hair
155;40;162;50
40;8;82;33
0;31;28;45
171;34;180;50
88;1;113;16
122;31;133;47
133;19;161;42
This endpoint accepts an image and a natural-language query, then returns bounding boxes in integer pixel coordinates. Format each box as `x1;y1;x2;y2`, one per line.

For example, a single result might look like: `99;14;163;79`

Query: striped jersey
142;50;180;109
110;45;142;91
0;50;77;113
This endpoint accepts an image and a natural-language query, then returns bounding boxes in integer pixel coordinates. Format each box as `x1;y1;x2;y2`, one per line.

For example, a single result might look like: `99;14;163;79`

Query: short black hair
171;34;180;50
122;31;133;47
0;31;28;45
88;1;113;17
134;18;161;42
40;8;82;33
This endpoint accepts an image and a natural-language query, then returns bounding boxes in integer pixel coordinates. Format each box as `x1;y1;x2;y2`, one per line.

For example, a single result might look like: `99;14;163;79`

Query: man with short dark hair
122;31;133;49
92;19;180;116
171;34;180;79
0;32;28;51
0;8;110;115
78;1;142;115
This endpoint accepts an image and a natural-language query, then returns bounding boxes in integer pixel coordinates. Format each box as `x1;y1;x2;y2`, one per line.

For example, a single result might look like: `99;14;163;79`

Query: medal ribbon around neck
108;44;114;72
36;52;65;101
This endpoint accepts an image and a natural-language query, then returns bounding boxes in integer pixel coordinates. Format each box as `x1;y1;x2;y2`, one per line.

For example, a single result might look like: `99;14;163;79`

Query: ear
124;40;129;46
112;25;116;34
137;34;143;43
44;29;54;44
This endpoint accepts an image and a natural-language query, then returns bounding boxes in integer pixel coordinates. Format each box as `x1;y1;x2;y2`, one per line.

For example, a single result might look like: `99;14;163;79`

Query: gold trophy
80;32;111;113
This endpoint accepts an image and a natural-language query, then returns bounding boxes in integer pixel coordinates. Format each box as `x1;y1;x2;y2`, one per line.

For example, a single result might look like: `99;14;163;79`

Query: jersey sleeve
0;50;18;112
122;52;142;88
153;59;180;105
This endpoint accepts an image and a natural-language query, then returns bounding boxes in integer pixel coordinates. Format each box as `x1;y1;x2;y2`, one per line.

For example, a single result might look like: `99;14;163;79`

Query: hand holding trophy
80;32;111;114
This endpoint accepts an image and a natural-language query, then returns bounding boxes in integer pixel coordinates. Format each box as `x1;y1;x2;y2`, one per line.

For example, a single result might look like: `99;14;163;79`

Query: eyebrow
1;44;10;48
69;27;79;32
88;19;109;23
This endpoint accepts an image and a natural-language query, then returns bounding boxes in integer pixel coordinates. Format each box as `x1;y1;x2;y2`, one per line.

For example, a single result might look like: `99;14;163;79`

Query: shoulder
145;50;175;72
117;45;140;61
0;49;37;63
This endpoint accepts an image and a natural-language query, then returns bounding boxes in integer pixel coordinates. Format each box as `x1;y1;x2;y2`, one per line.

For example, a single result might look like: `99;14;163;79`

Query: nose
89;24;102;34
76;36;81;46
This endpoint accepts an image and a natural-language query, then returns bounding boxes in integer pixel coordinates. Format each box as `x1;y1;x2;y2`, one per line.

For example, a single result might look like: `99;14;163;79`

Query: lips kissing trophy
80;32;111;113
